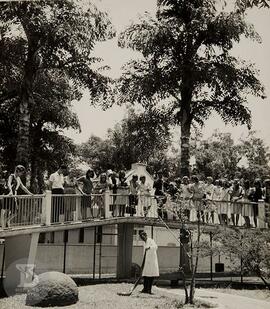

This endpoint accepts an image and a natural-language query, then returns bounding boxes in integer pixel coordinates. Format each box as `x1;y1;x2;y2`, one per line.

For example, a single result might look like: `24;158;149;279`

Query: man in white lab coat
139;231;159;294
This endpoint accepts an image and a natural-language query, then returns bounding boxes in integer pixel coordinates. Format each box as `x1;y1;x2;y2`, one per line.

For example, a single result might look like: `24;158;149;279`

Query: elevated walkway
0;191;268;294
0;190;268;238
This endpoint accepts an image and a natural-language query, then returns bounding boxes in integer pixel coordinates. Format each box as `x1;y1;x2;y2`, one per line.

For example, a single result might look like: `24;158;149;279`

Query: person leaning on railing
3;165;33;227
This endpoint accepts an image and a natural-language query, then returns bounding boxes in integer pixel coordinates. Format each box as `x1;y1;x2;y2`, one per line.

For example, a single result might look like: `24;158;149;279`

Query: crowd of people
1;164;270;228
154;171;270;228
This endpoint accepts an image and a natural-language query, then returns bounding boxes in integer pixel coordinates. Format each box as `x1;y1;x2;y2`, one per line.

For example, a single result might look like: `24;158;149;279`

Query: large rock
26;272;78;307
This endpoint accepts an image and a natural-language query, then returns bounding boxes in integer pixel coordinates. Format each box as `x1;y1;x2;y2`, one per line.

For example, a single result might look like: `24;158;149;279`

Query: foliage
77;135;115;172
239;131;270;180
77;107;173;173
108;107;172;170
117;0;265;176
214;229;270;287
194;131;242;179
0;0;115;165
194;130;270;181
236;0;270;12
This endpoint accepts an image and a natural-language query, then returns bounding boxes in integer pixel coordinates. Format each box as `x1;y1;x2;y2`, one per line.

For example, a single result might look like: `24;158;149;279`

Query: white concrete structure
125;163;154;194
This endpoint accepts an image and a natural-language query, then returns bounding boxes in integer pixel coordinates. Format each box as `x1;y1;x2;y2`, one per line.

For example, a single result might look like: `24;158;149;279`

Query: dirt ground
0;283;217;309
213;288;270;302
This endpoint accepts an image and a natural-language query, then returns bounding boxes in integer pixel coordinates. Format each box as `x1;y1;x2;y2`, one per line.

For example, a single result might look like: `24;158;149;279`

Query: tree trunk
16;92;31;167
15;8;40;167
180;118;192;177
189;204;202;304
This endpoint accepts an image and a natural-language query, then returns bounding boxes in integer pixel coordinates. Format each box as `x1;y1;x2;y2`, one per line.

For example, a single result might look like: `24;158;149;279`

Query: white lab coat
142;238;159;277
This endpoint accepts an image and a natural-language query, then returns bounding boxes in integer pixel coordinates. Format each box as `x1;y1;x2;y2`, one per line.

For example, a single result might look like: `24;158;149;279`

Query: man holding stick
139;231;159;294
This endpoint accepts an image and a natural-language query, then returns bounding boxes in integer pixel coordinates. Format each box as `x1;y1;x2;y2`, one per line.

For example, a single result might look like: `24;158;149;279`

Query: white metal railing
0;191;268;229
0;194;44;228
50;193;105;224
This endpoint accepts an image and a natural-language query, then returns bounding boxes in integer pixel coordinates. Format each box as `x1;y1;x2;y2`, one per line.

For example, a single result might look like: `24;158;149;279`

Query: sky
66;0;270;147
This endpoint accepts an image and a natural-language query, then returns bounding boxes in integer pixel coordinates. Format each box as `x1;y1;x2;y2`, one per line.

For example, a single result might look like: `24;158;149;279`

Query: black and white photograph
0;0;269;308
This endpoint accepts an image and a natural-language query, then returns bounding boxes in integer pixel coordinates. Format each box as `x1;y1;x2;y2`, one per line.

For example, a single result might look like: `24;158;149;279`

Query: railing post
43;190;52;226
74;195;81;221
258;199;267;228
104;190;111;219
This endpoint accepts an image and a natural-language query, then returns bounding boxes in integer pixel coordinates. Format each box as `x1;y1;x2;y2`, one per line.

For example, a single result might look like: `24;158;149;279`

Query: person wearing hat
139;231;159;294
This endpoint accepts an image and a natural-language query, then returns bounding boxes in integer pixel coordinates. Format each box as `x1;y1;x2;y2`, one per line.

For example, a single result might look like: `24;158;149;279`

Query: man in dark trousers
139;231;159;294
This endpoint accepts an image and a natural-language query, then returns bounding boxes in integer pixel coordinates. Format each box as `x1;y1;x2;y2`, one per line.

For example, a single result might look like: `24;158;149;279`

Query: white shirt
49;171;64;189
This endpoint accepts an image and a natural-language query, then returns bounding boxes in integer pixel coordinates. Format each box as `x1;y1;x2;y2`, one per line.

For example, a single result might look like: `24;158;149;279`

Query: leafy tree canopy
193;130;270;180
0;0;115;165
77;107;173;173
117;0;266;176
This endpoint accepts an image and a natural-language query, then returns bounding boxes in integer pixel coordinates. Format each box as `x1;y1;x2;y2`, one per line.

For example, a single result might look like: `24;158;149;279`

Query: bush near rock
26;271;78;307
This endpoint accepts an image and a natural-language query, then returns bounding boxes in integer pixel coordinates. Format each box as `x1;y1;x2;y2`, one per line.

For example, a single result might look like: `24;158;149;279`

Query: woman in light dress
230;179;244;226
241;180;254;227
138;175;152;217
92;173;109;218
63;171;78;222
218;180;231;225
204;177;215;223
189;176;205;222
114;170;129;217
180;176;192;221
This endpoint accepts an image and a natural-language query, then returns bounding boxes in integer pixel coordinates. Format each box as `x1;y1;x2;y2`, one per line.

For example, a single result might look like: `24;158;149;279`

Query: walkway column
4;232;39;295
117;223;134;279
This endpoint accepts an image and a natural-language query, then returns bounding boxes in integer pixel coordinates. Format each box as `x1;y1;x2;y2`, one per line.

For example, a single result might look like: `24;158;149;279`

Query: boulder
26;271;78;307
131;263;142;278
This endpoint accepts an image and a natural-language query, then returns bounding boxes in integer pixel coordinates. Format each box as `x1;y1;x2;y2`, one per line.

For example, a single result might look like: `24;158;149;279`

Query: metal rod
93;227;96;279
210;232;213;281
99;231;102;279
63;230;68;274
1;243;5;284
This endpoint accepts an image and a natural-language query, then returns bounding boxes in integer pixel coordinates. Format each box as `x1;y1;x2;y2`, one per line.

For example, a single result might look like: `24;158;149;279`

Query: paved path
157;287;270;309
